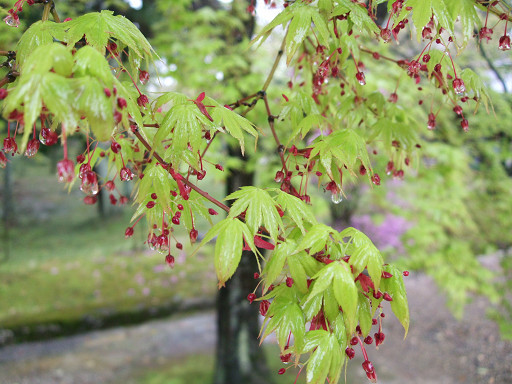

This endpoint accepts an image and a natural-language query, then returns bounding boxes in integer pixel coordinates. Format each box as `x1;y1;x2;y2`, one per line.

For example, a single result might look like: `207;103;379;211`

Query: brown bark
213;146;273;384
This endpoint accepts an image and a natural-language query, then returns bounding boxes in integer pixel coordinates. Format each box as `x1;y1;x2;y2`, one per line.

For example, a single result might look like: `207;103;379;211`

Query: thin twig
240;37;287;116
0;71;19;88
228;92;260;109
51;2;61;23
478;37;508;93
262;36;287;92
42;1;51;21
360;47;400;63
260;37;288;171
200;131;217;158
264;95;288;173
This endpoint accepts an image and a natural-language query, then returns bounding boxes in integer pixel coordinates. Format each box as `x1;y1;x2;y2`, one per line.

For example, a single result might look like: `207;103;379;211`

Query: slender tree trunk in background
213;1;272;382
121;0;271;380
1;122;14;262
214;147;272;384
1;155;13;262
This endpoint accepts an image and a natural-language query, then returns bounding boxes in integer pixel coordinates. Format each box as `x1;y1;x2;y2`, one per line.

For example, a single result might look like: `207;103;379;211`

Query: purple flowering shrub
351;213;412;255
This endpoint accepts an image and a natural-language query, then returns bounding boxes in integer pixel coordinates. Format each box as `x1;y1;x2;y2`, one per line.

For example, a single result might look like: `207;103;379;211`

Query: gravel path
0;272;511;384
369;273;512;384
0;312;216;384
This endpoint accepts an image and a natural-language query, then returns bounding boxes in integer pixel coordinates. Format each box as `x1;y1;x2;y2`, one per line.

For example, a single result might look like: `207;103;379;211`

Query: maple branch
200;131;217;158
478;36;508;93
42;1;51;21
51;2;61;23
260;37;289;172
34;0;61;22
239;36;287;117
0;51;15;58
229;92;261;109
360;47;400;63
132;126;280;242
131;127;231;213
0;71;19;88
130;35;287;238
263;94;288;173
191;36;286;162
233;37;288;172
262;36;286;92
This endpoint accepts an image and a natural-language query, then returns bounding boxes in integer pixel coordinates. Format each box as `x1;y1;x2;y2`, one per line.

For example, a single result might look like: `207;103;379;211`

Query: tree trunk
213;147;273;384
213;1;272;382
1;147;14;263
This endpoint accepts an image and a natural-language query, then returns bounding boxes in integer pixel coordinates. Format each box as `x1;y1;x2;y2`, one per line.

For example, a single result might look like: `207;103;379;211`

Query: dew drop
274;170;284;183
331;191;342;204
39;131;47;145
4;15;18;27
157;245;168;254
80;171;99;195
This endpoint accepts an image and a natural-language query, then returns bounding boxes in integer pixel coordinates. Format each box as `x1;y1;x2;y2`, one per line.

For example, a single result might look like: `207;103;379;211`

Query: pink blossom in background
351;213;412;253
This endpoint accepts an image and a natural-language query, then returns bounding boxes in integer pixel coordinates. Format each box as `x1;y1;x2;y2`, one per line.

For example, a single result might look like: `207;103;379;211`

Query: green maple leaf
193;218;255;286
445;0;479;44
62;11;155;60
332;0;380;34
310;129;372;183
3;72;77;150
154;102;213;153
275;191;317;234
284;4;329;64
209;100;258;155
16;21;65;68
261;286;305;352
369;118;420;154
357;291;372;337
73;46;114;88
21;42;73;77
135;163;173;211
339;227;384;290
302;330;344;384
227;187;283;241
251;2;329;64
262;240;322;294
403;0;433;40
381;265;410;337
262;242;290;292
295;223;336;255
306;261;358;333
71;77;114;141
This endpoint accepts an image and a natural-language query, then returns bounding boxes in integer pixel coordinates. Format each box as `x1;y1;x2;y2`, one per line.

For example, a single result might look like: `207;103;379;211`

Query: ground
0;269;510;384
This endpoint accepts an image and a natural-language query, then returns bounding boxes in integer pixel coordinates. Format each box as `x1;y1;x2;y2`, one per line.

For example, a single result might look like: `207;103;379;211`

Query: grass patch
0;248;216;329
0;156;218;339
133;353;215;384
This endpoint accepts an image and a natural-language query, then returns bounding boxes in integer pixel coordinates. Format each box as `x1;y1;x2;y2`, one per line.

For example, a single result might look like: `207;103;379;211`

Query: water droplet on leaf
331;191;342;204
